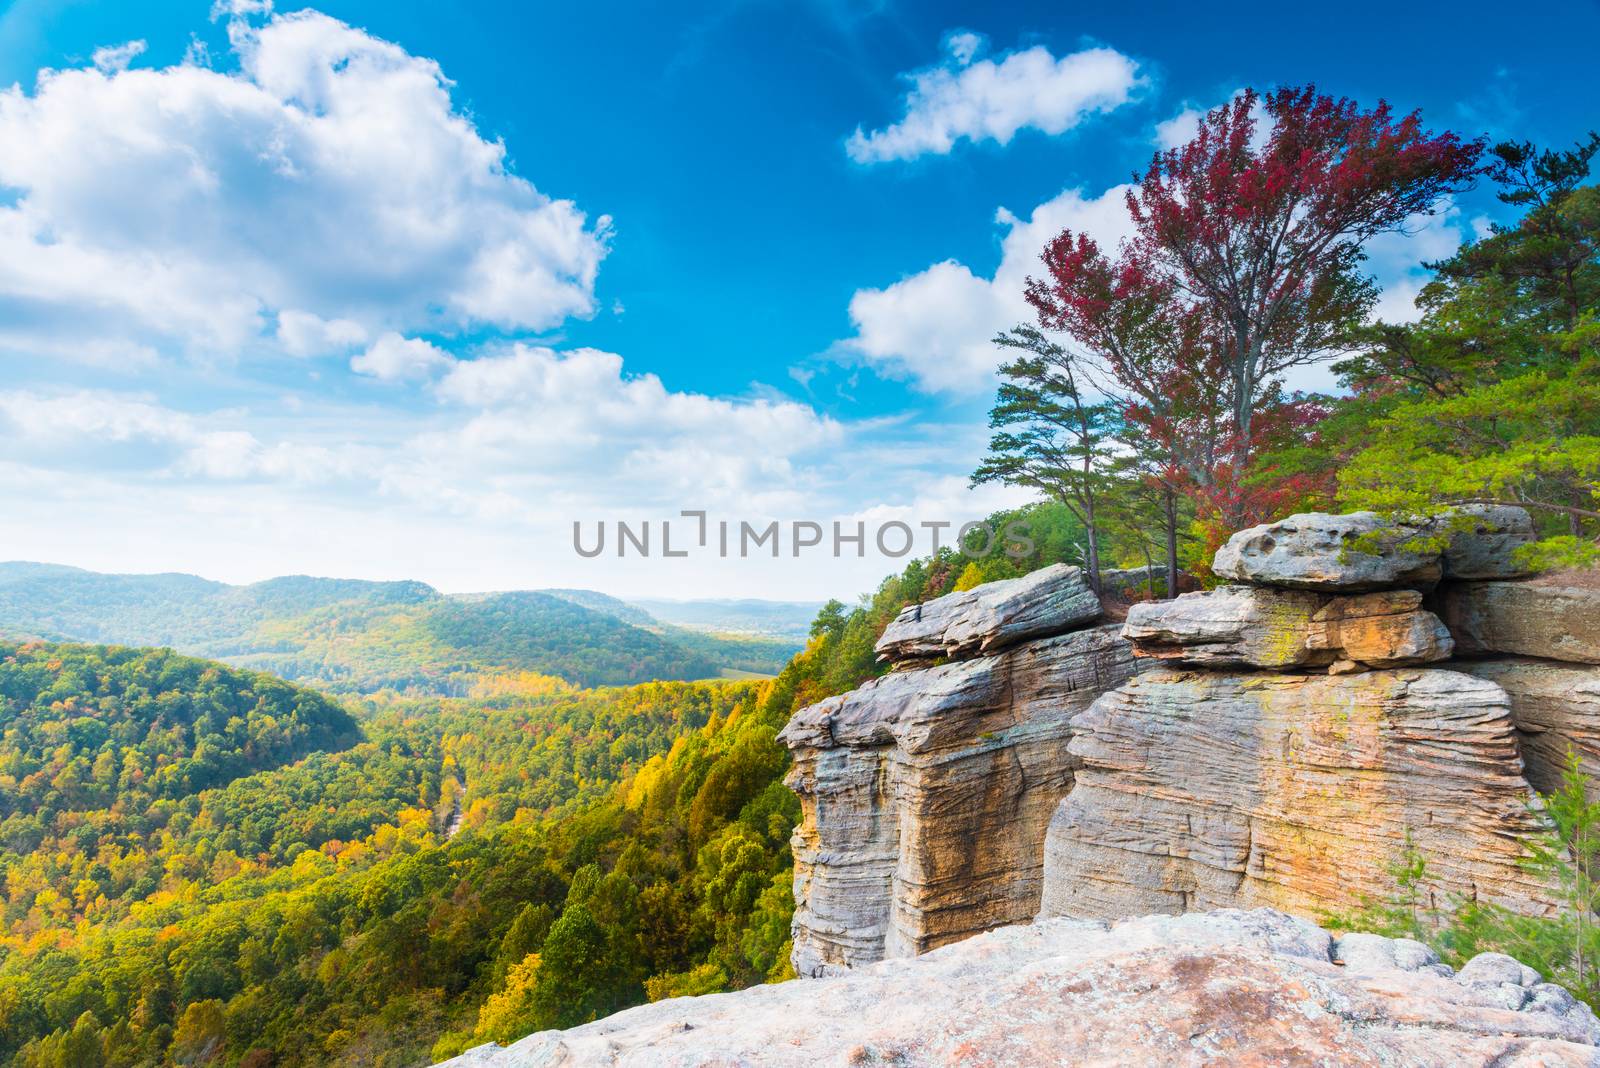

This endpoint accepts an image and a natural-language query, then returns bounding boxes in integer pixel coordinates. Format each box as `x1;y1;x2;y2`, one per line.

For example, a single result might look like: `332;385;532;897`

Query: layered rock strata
1040;507;1577;925
873;562;1101;662
1459;656;1600;797
787;505;1595;980
781;566;1133;975
1440;577;1600;664
1123;585;1452;670
1040;667;1554;920
439;909;1600;1068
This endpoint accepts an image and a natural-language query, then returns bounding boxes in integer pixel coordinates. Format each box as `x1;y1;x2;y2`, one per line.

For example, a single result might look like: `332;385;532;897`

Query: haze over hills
0;562;805;693
630;598;823;640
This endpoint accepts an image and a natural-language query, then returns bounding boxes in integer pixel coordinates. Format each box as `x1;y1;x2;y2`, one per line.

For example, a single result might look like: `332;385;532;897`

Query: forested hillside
0;569;798;693
0;509;1092;1067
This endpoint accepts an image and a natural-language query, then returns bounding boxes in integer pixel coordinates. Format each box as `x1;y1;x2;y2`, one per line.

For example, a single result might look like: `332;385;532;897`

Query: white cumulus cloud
91;40;147;74
841;185;1135;393
351;333;452;381
847;35;1143;164
0;9;610;367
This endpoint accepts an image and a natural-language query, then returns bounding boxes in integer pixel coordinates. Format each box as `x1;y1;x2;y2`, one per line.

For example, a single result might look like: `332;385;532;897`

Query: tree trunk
1163;483;1180;600
1082;494;1103;596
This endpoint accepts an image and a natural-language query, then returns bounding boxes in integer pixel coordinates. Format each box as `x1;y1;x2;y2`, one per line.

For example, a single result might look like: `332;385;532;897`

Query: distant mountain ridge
0;562;806;693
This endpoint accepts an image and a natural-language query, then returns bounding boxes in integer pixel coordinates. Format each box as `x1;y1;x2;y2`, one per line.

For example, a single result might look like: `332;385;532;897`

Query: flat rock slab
1441;578;1600;664
1124;586;1452;670
1039;668;1555;924
874;563;1101;662
438;909;1600;1068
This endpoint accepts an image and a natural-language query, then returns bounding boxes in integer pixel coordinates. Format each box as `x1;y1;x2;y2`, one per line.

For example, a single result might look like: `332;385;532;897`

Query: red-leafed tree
1027;86;1482;543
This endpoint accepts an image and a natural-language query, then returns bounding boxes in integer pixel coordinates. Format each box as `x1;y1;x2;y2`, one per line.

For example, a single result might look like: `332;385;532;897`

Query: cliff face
440;909;1600;1068
779;565;1135;975
786;507;1600;975
1040;667;1554;920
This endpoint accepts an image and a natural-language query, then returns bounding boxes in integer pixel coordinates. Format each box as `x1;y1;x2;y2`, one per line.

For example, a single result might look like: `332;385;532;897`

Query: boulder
1123;585;1325;669
1440;504;1538;580
1212;511;1442;591
781;623;1135;975
1440;577;1600;664
1123;586;1452;670
1039;668;1555;923
437;909;1600;1068
1458;658;1600;798
873;563;1100;662
1305;589;1454;666
1212;507;1538;591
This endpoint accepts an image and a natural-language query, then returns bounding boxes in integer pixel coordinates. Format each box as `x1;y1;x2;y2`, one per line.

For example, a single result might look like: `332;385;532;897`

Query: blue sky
0;0;1595;600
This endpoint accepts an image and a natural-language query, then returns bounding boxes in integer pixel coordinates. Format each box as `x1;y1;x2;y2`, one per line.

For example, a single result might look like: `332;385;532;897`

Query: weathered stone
1305;589;1454;666
438;909;1600;1068
1123;585;1324;668
1039;668;1555;923
873;562;1100;662
1439;504;1538;580
1213;511;1442;591
1123;586;1452;670
1440;577;1600;664
1458;658;1600;797
781;623;1134;976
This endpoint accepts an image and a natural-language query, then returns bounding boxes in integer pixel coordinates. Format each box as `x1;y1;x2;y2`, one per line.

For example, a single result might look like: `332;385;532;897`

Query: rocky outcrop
1212;511;1445;590
1459;658;1600;797
786;505;1588;985
1441;504;1538;579
782;622;1134;975
1036;506;1575;927
1440;577;1600;664
438;909;1600;1068
1039;668;1555;921
873;562;1101;662
1124;586;1452;670
1211;505;1535;591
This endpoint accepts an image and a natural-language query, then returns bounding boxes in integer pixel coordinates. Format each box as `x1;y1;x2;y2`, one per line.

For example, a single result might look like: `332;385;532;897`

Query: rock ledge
436;908;1600;1068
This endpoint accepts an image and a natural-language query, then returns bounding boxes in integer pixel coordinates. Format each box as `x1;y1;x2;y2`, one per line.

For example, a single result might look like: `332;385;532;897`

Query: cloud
847;35;1143;163
1363;204;1468;324
1151;90;1268;152
276;309;368;357
351;333;451;381
91;40;146;74
943;30;982;66
840;185;1135;393
0;388;366;483
1153;104;1204;150
0;8;610;367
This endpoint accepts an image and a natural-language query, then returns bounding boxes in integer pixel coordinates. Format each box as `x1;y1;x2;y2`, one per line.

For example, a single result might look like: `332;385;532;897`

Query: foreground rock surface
1124;585;1452;670
782;624;1134;974
1040;667;1555;921
1441;577;1600;664
873;562;1101;662
437;909;1600;1068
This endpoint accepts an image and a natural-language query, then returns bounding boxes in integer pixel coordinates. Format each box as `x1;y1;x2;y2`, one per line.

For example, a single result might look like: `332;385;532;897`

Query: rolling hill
0;564;801;693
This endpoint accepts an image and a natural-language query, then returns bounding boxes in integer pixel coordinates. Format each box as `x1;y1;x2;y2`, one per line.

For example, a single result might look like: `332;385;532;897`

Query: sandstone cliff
1040;509;1585;925
438;908;1600;1068
779;564;1135;975
789;506;1600;969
